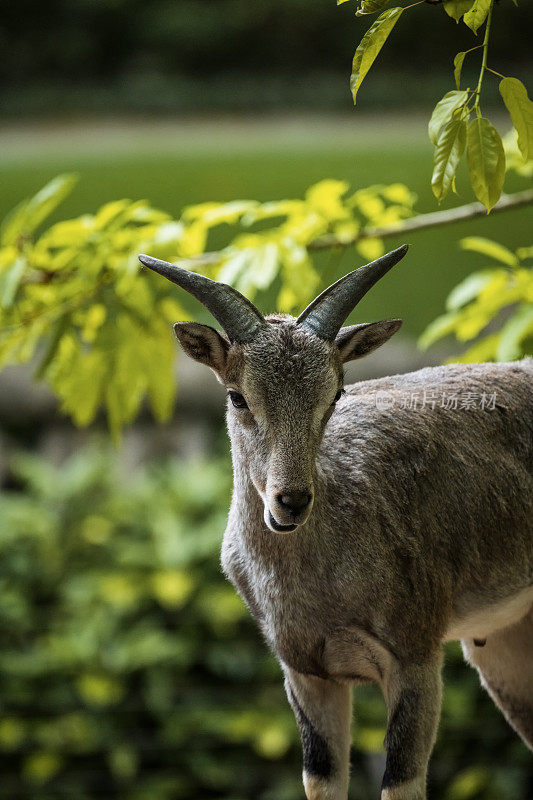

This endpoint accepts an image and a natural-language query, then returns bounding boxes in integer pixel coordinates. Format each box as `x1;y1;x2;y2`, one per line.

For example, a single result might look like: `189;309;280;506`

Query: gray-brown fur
139;250;533;800
193;319;532;800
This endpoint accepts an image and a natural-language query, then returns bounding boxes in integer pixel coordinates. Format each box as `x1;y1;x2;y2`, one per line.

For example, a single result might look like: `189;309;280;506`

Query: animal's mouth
267;511;298;533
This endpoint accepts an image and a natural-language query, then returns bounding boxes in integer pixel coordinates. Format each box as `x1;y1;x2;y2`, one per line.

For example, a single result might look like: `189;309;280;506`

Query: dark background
2;0;532;115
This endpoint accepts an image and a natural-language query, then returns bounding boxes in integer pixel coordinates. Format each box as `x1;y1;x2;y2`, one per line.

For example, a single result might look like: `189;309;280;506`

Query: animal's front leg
283;665;353;800
381;655;443;800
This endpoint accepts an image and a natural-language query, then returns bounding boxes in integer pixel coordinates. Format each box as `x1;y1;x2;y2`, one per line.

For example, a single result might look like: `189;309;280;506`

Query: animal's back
321;359;533;610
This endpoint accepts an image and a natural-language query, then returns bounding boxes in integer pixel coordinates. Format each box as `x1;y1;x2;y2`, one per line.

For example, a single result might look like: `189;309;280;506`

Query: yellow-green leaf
355;727;387;753
152;569;195;608
23;752;62;784
447;766;489;799
445;270;495;310
450;333;499;363
0;257;26;308
428;90;469;145
254;725;291;759
350;7;404;104
0;174;78;246
419;311;461;350
356;0;390;15
305;179;350;219
357;237;384;261
142;319;176;422
496;304;533;361
503;128;533;177
453;52;467;90
499;77;533;161
517;245;533;261
444;0;475;22
460;236;519;266
432;117;467;201
466;117;506;212
463;0;491;33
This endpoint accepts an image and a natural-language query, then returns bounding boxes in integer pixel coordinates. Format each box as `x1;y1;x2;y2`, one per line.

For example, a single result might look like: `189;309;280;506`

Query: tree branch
172;189;533;270
310;188;533;250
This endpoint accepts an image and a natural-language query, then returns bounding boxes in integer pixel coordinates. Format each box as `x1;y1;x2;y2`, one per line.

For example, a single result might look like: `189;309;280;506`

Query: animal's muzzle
265;485;314;533
276;490;313;515
268;512;298;533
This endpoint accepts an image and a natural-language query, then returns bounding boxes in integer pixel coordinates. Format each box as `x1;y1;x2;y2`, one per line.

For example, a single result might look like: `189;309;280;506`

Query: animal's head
139;245;407;533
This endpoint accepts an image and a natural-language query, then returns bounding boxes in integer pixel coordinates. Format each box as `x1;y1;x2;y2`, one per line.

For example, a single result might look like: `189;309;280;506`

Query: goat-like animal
139;247;533;800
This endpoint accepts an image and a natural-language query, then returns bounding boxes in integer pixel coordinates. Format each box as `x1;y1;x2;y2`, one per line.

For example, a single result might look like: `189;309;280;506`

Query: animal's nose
277;490;313;515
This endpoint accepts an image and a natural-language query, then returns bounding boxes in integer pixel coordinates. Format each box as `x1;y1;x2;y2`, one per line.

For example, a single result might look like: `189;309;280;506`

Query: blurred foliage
1;153;532;437
420;234;533;361
1;155;531;435
345;0;533;211
0;444;531;800
420;130;533;361
0;173;417;436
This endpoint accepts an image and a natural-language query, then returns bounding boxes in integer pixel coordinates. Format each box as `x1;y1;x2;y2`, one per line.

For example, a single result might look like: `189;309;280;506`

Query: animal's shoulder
345;360;532;399
325;359;533;460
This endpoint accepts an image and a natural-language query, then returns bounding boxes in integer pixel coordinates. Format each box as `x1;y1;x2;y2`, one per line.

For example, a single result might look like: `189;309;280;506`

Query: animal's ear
173;322;229;374
335;319;402;363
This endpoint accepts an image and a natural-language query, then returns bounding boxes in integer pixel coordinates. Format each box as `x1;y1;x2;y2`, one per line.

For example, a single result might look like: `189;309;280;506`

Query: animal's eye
331;388;343;406
228;391;248;409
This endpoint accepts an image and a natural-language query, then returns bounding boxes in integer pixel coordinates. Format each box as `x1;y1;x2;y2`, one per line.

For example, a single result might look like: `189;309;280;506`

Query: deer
139;245;533;800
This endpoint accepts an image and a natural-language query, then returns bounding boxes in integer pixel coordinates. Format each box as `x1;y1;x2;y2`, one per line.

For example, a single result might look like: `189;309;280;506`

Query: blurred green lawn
1;116;531;337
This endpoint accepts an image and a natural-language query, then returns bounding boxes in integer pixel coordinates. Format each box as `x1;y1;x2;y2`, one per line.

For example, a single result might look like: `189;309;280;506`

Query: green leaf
431;117;467;201
453;52;467;90
466;117;506;212
0;174;78;247
496;304;533;361
141;319;176;423
460;236;519;266
350;7;404;104
516;245;533;261
444;0;475;23
445;270;495;311
499;77;533;161
463;0;491;33
419;311;461;350
356;0;390;15
35;314;72;379
452;333;500;363
428;90;469;145
0;257;26;308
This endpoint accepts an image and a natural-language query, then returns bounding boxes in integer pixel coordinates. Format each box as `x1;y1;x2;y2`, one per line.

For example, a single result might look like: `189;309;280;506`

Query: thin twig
169;189;533;270
486;66;506;80
473;0;493;115
310;189;533;249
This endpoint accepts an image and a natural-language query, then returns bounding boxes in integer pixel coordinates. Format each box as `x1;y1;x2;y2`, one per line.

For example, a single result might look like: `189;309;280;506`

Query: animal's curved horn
138;254;265;343
296;244;409;341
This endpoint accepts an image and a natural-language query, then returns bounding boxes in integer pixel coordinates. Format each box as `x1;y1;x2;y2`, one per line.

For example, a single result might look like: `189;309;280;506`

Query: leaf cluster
346;0;533;211
0;176;416;434
420;233;533;361
0;176;188;439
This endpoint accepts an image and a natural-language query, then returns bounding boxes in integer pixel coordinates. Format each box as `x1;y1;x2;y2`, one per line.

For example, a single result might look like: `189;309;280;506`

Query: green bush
0;443;532;799
0;445;298;800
